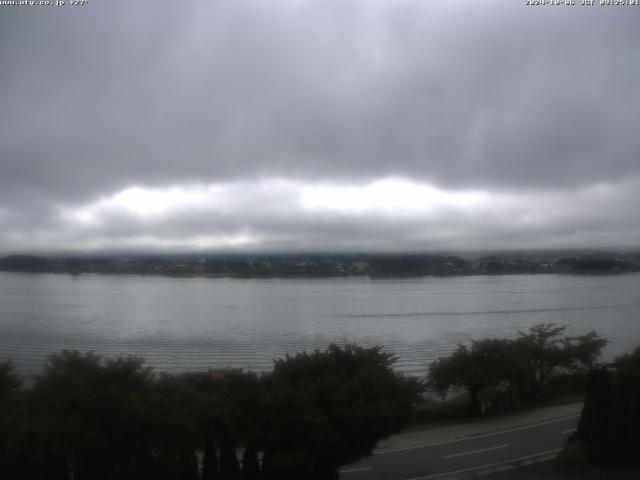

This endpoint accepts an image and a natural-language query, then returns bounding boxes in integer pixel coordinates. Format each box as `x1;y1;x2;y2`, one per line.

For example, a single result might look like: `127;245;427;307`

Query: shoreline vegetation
1;251;639;278
1;324;627;479
1;344;418;480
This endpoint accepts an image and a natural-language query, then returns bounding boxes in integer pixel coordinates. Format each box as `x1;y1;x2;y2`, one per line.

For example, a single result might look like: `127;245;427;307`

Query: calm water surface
1;272;639;376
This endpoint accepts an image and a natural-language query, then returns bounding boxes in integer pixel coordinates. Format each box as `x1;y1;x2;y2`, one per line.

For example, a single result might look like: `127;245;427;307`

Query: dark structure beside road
568;347;640;468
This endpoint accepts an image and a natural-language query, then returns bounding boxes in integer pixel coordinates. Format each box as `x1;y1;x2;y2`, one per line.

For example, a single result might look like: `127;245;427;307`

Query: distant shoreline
1;252;639;278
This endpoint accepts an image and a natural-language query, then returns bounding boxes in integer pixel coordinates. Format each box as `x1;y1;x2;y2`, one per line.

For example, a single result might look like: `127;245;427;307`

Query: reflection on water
1;272;639;376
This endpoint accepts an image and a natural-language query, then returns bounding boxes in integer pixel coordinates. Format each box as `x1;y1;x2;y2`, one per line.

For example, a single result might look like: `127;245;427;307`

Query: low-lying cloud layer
0;176;635;253
1;1;639;252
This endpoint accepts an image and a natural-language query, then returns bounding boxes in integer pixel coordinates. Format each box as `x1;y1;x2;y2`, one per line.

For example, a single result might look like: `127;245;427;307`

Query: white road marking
528;454;558;464
561;428;576;434
374;415;579;455
444;444;508;459
339;466;373;474
478;464;515;475
404;448;561;480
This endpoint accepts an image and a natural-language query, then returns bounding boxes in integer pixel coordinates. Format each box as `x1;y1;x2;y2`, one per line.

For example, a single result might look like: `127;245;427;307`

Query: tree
174;369;264;480
427;339;516;415
29;351;157;480
0;361;21;399
0;361;22;477
260;344;418;479
515;324;607;397
427;324;609;415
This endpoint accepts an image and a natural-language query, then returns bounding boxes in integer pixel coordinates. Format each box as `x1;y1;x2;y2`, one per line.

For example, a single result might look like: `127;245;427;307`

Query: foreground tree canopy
426;323;607;414
262;345;418;477
0;325;616;479
0;344;418;480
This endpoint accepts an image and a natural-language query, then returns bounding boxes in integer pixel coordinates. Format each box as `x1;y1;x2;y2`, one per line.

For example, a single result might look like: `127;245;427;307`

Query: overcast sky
1;0;639;254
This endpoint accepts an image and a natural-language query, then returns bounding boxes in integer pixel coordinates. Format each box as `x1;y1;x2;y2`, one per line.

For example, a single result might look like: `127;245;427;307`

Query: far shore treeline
0;324;637;479
1;251;640;277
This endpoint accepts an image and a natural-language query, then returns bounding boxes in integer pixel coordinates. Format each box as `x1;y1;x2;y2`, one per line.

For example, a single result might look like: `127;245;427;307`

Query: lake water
1;272;639;377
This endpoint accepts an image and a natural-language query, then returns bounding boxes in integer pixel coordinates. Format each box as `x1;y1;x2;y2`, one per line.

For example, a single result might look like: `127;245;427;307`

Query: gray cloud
1;0;639;252
0;177;637;253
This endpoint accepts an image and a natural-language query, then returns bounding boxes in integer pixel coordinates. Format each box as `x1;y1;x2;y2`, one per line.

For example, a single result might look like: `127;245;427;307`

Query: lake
1;271;639;377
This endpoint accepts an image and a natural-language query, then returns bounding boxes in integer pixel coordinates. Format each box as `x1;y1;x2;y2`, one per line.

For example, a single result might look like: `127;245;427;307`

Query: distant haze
1;1;639;253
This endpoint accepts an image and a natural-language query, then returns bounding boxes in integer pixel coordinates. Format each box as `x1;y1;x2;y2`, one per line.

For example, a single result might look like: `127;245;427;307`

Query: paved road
339;413;580;480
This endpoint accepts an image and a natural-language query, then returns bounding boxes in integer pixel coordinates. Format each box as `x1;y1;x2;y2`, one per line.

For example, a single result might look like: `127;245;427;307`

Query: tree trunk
219;437;241;480
202;436;219;480
469;387;481;416
242;447;260;480
177;449;199;480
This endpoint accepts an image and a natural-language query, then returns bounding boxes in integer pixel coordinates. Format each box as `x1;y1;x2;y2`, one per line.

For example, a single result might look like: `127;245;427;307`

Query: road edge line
405;448;562;480
374;415;579;454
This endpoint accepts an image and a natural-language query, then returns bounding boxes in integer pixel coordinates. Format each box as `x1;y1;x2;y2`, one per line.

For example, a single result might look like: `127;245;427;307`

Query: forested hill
1;252;639;277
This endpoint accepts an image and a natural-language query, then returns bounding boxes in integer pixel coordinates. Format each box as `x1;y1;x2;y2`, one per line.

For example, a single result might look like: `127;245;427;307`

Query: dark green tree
427;339;516;414
151;373;200;451
175;369;264;480
515;324;607;397
0;360;22;478
29;351;157;480
427;324;608;414
0;360;21;398
260;344;418;479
